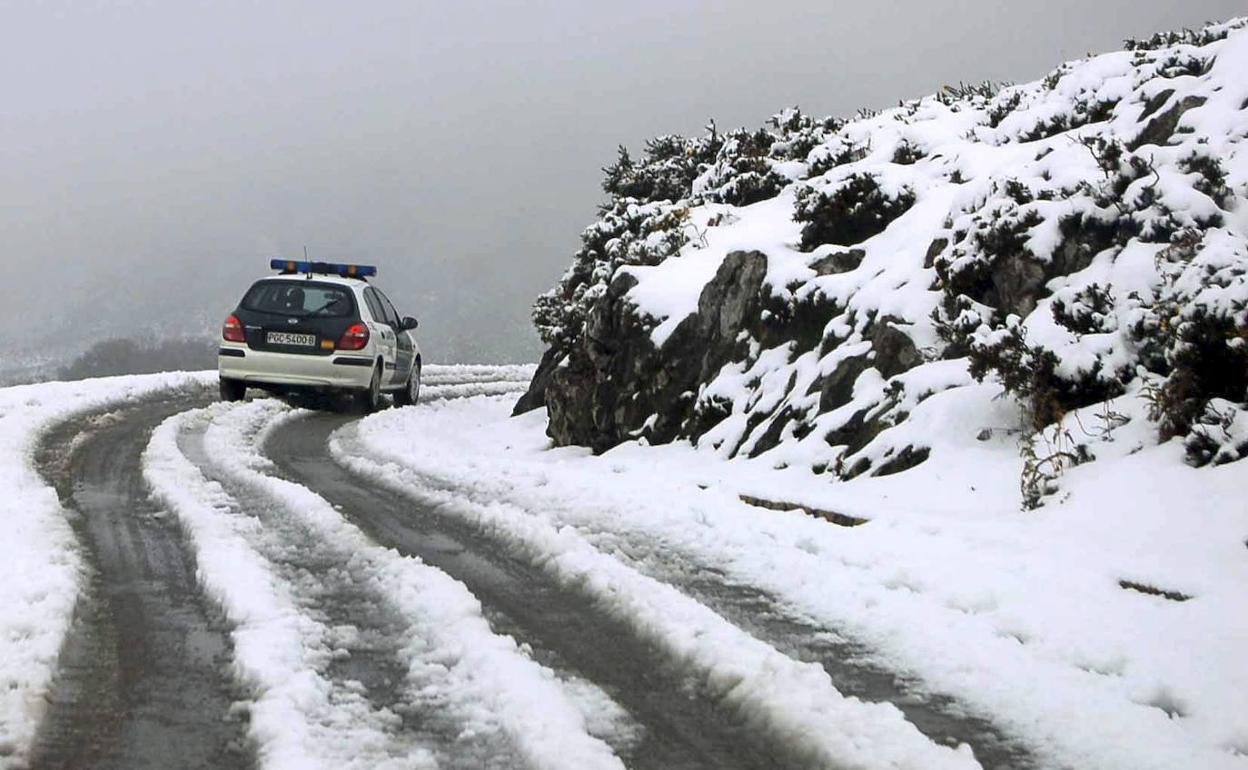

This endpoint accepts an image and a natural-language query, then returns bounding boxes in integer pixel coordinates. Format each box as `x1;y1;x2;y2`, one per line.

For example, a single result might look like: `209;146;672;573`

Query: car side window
374;288;401;327
363;288;386;324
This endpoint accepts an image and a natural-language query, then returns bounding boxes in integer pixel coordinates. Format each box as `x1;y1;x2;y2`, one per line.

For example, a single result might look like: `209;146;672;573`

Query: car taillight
337;323;370;351
222;314;246;342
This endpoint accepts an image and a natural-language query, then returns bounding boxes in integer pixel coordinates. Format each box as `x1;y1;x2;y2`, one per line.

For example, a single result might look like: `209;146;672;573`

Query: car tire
353;365;382;415
395;364;421;407
220;378;246;402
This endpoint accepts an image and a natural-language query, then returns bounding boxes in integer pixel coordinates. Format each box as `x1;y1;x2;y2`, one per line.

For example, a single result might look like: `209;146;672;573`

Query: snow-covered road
32;393;247;770
1;366;1149;770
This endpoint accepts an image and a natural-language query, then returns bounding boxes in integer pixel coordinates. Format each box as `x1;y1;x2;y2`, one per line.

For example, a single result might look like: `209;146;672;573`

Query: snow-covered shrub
1183;399;1248;465
1051;283;1116;335
767;108;843;162
794;174;916;251
601;136;716;204
935;181;1049;318
696;109;841;205
1177;149;1232;207
1123;18;1246;51
933;80;1007;109
1148;50;1211;80
1133;231;1248;447
695;127;786;207
533;199;689;347
987;89;1025;128
537;112;842;349
969;319;1125;431
891;139;926;165
807;137;869;177
1017;97;1119;143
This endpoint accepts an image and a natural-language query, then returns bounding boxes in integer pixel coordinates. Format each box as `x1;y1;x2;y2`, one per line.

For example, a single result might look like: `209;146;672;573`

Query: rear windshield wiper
304;299;344;316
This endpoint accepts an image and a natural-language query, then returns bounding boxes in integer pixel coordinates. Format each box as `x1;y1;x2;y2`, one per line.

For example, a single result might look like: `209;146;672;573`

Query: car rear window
241;281;354;318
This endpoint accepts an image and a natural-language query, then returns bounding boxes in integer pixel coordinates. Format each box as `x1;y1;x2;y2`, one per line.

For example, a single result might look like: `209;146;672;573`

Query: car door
373;287;414;386
363;288;397;378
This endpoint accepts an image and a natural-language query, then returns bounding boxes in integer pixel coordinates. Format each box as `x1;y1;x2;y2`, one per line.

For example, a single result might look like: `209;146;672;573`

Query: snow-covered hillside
521;19;1248;506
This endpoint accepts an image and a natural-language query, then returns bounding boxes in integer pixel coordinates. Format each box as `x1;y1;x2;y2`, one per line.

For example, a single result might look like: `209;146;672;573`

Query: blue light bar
270;259;377;278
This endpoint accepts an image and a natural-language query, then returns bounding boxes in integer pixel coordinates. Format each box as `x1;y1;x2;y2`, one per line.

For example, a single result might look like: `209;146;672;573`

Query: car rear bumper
218;345;376;390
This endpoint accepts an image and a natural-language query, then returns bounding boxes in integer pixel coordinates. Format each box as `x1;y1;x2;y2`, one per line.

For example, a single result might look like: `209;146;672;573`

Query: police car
218;260;421;412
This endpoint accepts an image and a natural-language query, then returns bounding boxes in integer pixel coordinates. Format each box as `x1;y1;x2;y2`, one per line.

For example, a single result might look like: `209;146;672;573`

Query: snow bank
334;403;983;770
422;381;530;401
144;406;394;770
421;364;536;385
0;371;211;768
344;394;1248;770
190;400;625;770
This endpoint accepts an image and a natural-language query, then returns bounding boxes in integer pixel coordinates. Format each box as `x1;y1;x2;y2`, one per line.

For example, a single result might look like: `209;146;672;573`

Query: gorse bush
1124;20;1243;51
794;174;916;251
533;199;690;347
1133;231;1248;450
1051;283;1116;336
535;109;852;349
967;320;1125;432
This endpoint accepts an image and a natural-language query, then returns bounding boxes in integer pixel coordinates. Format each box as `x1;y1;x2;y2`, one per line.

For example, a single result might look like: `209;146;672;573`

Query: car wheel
353;365;382;414
220;378;246;402
395;365;421;407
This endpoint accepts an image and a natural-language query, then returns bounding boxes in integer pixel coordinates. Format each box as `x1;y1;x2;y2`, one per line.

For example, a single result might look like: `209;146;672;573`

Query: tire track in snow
514;510;1035;767
177;400;623;770
169;413;502;770
30;395;253;770
265;411;799;770
328;419;985;770
340;395;1036;768
272;407;982;770
669;570;1035;769
13;369;533;769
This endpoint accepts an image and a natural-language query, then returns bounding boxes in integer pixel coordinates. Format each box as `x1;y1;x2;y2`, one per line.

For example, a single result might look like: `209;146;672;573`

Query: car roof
257;273;371;290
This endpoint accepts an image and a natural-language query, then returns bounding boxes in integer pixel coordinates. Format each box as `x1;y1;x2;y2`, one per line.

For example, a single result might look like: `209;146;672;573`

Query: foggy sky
2;0;1243;368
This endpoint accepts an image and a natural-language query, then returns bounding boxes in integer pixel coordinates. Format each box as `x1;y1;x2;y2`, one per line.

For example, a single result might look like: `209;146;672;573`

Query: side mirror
401;316;418;331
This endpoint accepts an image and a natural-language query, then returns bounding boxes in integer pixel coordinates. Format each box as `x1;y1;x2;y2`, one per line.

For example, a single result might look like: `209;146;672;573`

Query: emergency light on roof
270;259;377;278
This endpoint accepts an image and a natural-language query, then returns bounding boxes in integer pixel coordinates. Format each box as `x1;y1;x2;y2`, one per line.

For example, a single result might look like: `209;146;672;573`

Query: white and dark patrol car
218;260;421;412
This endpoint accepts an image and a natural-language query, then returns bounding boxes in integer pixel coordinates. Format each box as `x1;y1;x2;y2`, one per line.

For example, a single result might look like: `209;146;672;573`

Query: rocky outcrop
537;250;774;451
518;18;1248;476
523;247;931;460
1129;94;1207;151
512;346;561;416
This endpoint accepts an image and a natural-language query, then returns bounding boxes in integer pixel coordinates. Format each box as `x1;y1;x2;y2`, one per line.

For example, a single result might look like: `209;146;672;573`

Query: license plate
266;332;316;347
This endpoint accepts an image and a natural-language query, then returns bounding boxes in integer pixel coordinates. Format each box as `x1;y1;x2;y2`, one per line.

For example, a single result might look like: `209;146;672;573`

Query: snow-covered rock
522;18;1248;491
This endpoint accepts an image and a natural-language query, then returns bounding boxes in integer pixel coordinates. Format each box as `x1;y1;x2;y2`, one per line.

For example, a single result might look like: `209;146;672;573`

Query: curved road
264;412;786;770
266;410;1032;770
27;381;1032;770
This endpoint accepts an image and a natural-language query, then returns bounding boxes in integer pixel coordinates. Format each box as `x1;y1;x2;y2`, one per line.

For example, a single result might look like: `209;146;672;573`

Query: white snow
341;392;1248;770
420;363;537;386
0;371;212;768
